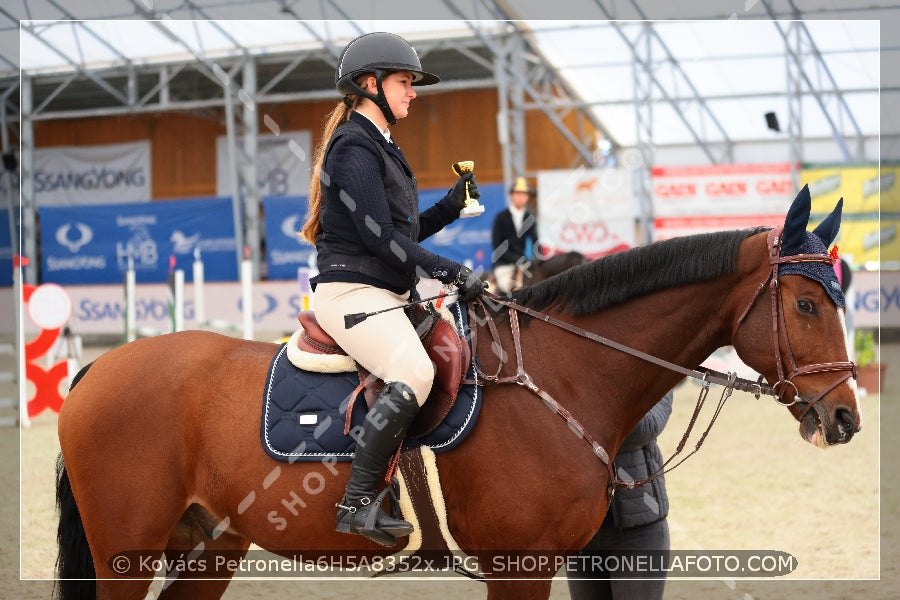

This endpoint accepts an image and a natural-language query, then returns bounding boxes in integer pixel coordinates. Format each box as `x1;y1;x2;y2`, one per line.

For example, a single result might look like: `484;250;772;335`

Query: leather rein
465;226;856;492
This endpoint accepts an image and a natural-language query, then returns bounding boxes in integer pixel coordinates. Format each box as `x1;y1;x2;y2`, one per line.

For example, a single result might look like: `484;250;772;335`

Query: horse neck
544;271;750;454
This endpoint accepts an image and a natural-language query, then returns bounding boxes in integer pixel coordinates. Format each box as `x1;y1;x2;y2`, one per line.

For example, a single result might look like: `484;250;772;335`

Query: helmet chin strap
343;70;397;126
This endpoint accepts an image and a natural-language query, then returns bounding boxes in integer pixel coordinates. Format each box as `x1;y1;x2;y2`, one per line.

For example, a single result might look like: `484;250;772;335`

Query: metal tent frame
0;1;892;283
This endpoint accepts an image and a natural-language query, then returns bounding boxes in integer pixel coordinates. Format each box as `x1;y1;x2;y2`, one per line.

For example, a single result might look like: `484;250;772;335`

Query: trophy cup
452;161;485;218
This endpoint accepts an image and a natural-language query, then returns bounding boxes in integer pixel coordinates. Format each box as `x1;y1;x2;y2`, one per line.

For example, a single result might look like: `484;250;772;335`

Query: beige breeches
313;282;433;404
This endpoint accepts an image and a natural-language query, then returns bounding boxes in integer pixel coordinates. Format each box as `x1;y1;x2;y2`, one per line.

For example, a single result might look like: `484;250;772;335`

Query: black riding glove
455;265;487;303
448;171;480;209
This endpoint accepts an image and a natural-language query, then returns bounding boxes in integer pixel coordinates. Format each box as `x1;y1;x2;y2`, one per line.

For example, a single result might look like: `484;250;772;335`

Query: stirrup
335;488;412;547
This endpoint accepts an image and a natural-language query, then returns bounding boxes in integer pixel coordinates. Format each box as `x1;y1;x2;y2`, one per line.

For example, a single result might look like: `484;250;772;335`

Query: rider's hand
455;265;487;302
448;171;480;208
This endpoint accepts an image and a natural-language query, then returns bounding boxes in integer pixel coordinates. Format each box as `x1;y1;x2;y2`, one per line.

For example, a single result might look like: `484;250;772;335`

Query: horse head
732;185;861;448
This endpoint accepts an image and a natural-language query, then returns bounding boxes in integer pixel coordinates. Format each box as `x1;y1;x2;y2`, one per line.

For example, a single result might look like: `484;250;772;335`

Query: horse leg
88;503;185;600
57;339;217;600
484;577;553;600
477;547;559;600
69;464;188;600
56;453;175;600
155;505;251;600
62;444;192;600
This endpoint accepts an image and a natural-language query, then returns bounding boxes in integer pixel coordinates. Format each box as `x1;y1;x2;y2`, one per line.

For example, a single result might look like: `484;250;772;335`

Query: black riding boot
336;381;419;547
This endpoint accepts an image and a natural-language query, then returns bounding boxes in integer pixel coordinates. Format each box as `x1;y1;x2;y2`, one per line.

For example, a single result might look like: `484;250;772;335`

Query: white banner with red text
651;163;796;239
536;168;636;258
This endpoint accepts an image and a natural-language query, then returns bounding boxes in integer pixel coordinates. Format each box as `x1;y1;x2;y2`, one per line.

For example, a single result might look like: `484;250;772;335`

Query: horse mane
511;227;770;317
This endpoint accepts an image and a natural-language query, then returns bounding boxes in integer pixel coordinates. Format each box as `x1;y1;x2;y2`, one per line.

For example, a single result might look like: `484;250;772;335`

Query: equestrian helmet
335;32;439;95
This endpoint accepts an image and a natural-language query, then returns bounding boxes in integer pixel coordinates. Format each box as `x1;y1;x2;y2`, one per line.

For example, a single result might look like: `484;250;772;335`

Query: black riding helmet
335;32;440;125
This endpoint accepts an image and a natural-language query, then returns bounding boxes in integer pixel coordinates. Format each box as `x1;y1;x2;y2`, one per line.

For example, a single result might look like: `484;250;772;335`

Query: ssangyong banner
39;197;238;285
537;168;635;258
651;163;795;239
263;195;316;280
56;280;307;336
34;141;151;206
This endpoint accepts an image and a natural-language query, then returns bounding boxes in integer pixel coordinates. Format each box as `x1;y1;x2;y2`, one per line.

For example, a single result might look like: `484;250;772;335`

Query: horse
55;187;860;600
515;250;588;289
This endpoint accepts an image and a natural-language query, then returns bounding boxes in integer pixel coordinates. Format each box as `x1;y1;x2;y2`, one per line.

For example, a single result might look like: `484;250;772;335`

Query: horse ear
782;184;811;253
812;198;843;247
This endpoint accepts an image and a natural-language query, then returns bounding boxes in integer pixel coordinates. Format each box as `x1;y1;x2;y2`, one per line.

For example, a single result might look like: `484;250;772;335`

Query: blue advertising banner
418;183;505;273
262;196;316;280
0;208;11;286
261;184;505;280
39;197;238;284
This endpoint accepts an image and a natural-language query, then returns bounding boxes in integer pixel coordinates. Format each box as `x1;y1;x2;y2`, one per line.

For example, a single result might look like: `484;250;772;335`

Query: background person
566;391;673;600
300;31;487;547
491;176;538;295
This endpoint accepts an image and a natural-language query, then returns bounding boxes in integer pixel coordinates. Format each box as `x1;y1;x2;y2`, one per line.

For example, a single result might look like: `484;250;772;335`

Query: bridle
465;226;856;491
731;227;857;422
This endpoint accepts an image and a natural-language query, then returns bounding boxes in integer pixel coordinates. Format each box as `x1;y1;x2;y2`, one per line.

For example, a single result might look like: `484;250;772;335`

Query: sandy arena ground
2;339;898;599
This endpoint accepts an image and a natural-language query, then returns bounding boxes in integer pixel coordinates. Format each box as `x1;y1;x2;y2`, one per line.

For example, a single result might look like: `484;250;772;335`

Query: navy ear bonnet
779;231;845;308
778;184;845;308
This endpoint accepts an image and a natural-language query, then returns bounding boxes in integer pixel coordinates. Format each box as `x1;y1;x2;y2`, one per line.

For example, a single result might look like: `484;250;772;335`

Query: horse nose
835;407;859;439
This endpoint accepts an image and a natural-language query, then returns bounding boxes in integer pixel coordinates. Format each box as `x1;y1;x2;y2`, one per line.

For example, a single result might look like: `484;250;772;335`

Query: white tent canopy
4;4;893;154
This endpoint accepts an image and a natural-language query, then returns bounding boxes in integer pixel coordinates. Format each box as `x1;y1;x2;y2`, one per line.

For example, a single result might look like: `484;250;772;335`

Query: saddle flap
357;314;471;439
426;316;472;404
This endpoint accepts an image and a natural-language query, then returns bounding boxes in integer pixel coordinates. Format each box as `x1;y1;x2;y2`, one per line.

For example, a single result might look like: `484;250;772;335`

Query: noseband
731;227;857;422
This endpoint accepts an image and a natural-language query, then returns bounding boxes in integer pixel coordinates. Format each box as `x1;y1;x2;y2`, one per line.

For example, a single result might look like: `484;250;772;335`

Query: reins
464;228;856;492
465;295;756;494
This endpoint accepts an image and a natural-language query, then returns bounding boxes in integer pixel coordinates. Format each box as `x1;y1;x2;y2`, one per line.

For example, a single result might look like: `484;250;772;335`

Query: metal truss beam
494;33;528;189
633;23;654;244
444;0;618;191
596;1;734;165
786;23;803;191
41;1;132;65
761;0;867;163
128;0;263;276
20;77;36;284
19;21;129;106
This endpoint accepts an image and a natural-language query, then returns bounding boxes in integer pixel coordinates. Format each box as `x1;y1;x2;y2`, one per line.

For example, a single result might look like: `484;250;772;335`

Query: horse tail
55;362;96;600
54;454;95;599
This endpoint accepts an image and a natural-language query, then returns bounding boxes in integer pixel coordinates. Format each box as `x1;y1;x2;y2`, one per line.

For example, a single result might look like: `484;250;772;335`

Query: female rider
301;32;486;547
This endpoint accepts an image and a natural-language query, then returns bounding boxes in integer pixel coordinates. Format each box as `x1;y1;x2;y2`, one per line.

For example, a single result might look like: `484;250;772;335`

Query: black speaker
1;152;16;171
764;112;780;132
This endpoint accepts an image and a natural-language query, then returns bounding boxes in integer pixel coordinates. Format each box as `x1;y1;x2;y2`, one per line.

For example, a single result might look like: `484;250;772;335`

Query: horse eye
797;300;815;314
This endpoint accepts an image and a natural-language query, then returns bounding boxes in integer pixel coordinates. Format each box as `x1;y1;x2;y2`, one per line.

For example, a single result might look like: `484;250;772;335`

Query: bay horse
515;250;587;289
55;188;860;600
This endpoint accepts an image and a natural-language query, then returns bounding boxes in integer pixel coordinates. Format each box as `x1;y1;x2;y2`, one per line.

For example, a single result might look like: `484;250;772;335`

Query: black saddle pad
260;301;482;462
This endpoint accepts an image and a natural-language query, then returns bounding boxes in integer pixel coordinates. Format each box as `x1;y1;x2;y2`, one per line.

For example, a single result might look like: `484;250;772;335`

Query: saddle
296;304;471;439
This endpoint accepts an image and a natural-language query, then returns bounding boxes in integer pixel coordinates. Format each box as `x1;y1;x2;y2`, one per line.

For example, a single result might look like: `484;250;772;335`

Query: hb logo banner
38;197;239;284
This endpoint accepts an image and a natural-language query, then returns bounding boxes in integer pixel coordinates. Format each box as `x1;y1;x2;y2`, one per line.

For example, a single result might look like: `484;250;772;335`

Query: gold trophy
452;161;485;218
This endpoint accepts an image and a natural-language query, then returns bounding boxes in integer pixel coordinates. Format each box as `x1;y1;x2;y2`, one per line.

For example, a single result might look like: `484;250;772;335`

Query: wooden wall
33;87;595;198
